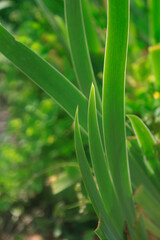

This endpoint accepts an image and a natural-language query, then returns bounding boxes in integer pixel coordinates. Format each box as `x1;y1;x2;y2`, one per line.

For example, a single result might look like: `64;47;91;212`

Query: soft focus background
0;0;160;239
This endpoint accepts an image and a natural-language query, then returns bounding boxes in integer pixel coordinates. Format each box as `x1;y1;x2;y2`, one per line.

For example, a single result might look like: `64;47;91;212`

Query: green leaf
102;1;148;239
102;0;135;231
64;0;102;111
134;185;160;227
128;139;160;202
102;0;132;200
88;84;124;233
128;115;157;161
144;217;160;238
0;24;88;133
81;0;101;53
128;114;160;191
128;138;160;238
74;108;123;240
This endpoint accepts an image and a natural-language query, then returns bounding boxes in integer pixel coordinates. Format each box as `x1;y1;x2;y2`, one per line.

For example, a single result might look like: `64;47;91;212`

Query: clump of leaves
0;0;160;239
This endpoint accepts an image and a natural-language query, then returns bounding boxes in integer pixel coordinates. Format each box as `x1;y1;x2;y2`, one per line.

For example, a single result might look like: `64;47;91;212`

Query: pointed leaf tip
89;83;96;105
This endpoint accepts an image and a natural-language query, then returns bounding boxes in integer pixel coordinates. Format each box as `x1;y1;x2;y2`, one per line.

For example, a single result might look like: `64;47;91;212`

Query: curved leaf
102;1;148;239
0;24;88;133
74;108;123;240
102;0;132;202
128;138;160;202
128;114;160;191
81;0;101;53
88;84;124;233
134;185;160;227
64;0;102;110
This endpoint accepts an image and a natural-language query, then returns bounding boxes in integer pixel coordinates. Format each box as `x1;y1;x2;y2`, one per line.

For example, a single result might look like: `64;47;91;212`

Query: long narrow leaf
128;114;160;191
88;84;124;233
0;25;132;139
128;138;160;237
81;0;101;53
102;0;134;230
0;24;88;133
102;1;148;239
144;217;160;238
64;0;102;111
128;115;156;160
128;139;160;202
74;108;123;240
103;0;132;200
134;185;160;226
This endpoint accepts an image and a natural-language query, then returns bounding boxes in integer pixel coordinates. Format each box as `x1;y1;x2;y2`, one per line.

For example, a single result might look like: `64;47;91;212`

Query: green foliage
0;0;160;239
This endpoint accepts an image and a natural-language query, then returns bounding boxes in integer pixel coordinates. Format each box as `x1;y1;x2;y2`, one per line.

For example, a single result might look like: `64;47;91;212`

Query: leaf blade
0;24;88;132
88;84;124;233
64;0;102;110
128;114;160;191
74;108;123;240
81;0;101;53
134;185;160;226
102;1;148;239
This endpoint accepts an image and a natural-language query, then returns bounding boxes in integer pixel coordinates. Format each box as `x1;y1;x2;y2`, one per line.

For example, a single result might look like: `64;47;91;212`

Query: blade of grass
128;114;160;191
88;84;124;233
102;1;148;238
128;138;160;202
81;0;101;53
74;108;123;240
144;217;160;238
128;139;160;238
0;24;88;133
0;24;132;138
134;185;160;226
64;0;102;111
102;0;132;222
103;0;131;199
128;115;157;160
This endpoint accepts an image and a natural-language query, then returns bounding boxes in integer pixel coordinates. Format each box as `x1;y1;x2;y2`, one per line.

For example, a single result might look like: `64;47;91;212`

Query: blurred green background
0;0;160;239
